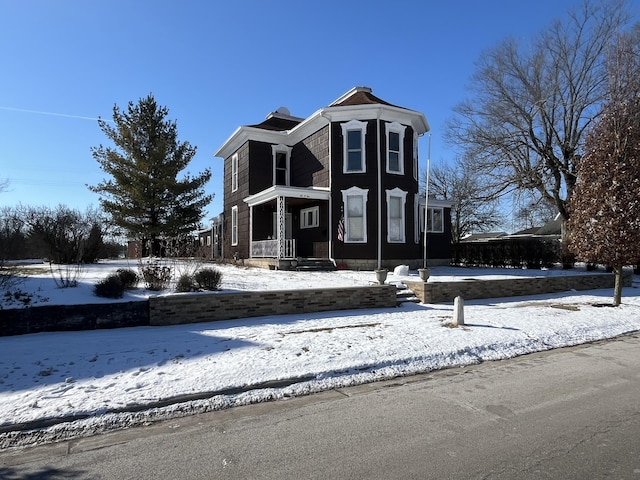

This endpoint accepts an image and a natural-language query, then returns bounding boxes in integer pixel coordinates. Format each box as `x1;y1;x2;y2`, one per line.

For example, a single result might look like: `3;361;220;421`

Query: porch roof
244;185;331;207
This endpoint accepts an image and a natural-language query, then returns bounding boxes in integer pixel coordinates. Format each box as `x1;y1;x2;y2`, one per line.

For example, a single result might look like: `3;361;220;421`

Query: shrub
140;261;172;291
194;267;222;291
175;273;197;293
94;274;124;298
116;268;139;289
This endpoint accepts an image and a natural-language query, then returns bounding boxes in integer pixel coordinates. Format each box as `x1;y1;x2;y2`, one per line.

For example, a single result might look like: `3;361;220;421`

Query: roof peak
329;86;373;106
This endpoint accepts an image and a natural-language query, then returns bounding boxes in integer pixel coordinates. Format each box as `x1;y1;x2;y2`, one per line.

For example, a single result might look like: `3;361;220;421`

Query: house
214;87;453;270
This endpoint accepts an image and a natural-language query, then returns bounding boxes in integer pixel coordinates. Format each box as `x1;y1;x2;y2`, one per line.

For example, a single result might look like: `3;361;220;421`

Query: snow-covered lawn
1;260;639;446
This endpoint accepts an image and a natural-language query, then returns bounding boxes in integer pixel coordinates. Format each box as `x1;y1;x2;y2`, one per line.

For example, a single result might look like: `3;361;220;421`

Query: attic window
341;120;367;173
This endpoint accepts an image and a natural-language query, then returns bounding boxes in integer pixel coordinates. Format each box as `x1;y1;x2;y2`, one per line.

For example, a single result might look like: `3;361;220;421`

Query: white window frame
272;144;292;186
413;132;418;180
385;121;406;175
418;205;445;234
341;120;367;174
300;206;319;229
386;188;407;243
231;153;239;192
341;186;369;243
231;205;238;246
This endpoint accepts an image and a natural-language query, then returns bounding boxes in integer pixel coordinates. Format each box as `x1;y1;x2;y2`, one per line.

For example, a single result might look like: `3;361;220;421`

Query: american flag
337;214;345;242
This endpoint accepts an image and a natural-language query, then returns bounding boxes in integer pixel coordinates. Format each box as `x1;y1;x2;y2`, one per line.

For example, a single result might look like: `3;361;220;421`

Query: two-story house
214;86;452;270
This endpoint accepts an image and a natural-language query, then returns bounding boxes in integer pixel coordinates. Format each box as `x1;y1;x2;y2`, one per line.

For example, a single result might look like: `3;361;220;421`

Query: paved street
2;334;640;479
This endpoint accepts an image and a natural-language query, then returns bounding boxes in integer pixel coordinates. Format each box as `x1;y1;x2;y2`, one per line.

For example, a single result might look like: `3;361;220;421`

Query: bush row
94;267;223;298
452;238;563;269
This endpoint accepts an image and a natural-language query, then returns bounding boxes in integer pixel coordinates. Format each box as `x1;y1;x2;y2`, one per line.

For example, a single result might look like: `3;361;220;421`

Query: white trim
341;119;367;173
231;153;238;192
231;205;238;246
300;206;319;229
244;185;331;207
214;103;429;160
341;186;369;243
385;121;406;175
386;187;407;243
271;144;292;186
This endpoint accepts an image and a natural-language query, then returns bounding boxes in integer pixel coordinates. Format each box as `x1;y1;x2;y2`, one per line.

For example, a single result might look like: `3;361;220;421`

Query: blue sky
2;0;637;224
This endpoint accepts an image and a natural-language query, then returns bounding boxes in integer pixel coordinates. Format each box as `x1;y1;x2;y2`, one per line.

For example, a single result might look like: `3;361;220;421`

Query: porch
244;185;332;267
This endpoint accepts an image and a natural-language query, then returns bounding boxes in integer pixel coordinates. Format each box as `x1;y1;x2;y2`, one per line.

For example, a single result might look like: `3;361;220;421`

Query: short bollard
453;296;465;326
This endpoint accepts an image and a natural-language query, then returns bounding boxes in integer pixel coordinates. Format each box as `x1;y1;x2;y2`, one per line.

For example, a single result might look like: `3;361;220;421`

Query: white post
453;296;464;326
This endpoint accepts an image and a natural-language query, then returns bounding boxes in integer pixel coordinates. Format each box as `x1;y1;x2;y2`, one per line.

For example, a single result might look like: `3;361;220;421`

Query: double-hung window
231;153;239;192
386;188;407;243
272;144;291;186
386;122;406;174
341;186;369;243
341;120;367;173
231;205;238;246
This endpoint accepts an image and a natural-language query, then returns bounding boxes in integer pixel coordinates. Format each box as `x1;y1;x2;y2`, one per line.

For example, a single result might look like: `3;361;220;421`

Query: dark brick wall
0;302;149;337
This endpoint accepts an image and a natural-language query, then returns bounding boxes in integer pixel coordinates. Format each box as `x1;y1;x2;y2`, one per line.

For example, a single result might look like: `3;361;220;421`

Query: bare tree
567;28;640;306
425;160;504;243
447;0;631;221
512;190;558;231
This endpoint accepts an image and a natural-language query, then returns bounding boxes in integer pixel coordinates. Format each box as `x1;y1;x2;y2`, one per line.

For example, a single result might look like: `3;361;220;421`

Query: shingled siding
149;285;397;326
405;272;632;304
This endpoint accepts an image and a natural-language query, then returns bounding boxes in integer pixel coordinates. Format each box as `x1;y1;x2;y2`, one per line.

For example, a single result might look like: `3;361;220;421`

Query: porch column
249;205;253;258
277;195;285;259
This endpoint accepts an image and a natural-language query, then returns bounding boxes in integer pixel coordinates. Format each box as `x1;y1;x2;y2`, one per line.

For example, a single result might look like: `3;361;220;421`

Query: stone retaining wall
148;285;397;326
0;285;397;336
0;301;149;337
405;272;632;304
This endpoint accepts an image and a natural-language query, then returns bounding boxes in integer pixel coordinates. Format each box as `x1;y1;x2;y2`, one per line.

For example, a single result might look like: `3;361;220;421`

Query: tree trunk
613;267;623;307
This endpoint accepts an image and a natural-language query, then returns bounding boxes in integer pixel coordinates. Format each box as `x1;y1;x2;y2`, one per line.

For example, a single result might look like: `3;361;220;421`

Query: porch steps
294;259;337;272
396;285;421;305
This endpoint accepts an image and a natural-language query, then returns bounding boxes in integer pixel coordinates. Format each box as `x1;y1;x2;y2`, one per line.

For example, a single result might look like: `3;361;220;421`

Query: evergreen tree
89;95;212;255
567;30;640;306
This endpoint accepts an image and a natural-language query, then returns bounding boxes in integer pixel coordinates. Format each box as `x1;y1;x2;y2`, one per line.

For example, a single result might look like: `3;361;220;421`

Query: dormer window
386;122;406;175
272;144;291;186
341;120;367;173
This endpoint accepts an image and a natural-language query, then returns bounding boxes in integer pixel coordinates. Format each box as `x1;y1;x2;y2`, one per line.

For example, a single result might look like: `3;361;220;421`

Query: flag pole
423;134;431;269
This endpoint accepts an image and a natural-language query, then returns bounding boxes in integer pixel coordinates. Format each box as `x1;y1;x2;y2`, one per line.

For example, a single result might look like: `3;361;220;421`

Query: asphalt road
2;333;640;479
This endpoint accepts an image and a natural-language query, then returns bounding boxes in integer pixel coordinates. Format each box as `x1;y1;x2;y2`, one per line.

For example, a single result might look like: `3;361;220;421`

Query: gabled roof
215;87;429;159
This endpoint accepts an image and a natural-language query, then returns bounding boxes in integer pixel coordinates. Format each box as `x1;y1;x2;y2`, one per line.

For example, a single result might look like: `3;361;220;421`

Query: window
231;205;238;246
413;132;418;180
206;235;211;246
418;205;445;234
300;206;319;229
341;186;369;243
386;122;406;174
386;188;407;243
231;153;238;192
341;120;367;173
272;144;291;186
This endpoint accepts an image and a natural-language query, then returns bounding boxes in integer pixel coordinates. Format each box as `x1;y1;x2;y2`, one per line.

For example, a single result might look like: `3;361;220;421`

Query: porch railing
251;239;296;259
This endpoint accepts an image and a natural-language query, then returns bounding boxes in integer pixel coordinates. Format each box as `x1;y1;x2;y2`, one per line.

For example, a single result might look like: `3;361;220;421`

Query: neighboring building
214;87;453;270
197;214;224;260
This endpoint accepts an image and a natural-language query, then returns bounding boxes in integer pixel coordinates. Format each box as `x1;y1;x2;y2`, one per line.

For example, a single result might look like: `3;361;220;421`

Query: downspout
377;109;382;270
321;111;334;264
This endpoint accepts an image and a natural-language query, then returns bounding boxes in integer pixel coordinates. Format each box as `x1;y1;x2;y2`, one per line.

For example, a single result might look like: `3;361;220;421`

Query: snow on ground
1;260;639;447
